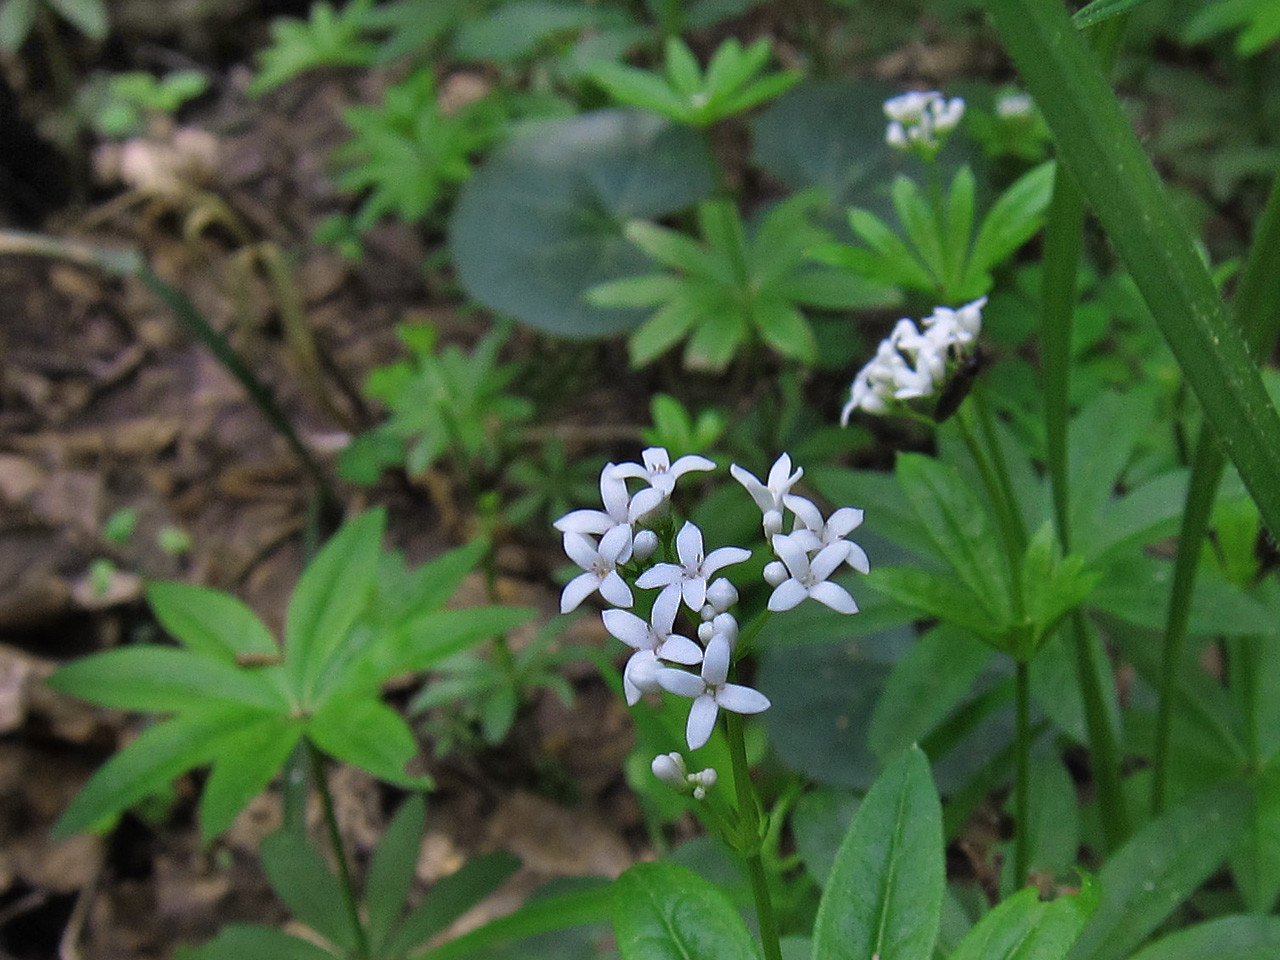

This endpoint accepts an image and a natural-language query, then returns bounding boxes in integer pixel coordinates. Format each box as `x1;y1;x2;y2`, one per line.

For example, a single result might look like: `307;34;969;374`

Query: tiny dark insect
933;344;986;423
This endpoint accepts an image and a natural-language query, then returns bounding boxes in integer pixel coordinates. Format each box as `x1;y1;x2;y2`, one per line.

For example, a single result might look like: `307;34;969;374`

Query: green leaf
949;884;1096;960
811;745;943;960
199;717;302;844
1230;759;1280;913
449;110;715;338
984;0;1280;545
869;623;993;762
260;830;358;952
1071;0;1160;28
365;794;426;952
628;293;711;367
46;0;107;39
966;161;1056;279
147;581;279;662
387;850;521;955
613;861;760;960
792;788;861;886
895;453;1014;621
865;568;1002;647
1067;783;1253;960
307;696;426;789
891;176;946;285
53;705;264;838
182;923;339;960
945;166;977;291
587;274;685;308
452;1;600;61
1000;748;1080;893
663;36;703;97
384;606;539;677
412;880;613;960
752;298;817;365
587;60;687;118
47;647;286;713
0;0;36;50
286;509;385;704
1126;916;1280;960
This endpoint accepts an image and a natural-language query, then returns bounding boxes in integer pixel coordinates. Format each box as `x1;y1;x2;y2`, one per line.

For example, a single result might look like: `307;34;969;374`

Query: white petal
811;542;852;581
609;462;649;482
598;523;633;564
809;580;859;614
632;529;659;562
826;507;864;537
771;534;811;578
600;467;631;520
651;585;681;636
783;494;823;532
686;695;719;750
705;578;738;611
560;573;600;614
681;576;707;612
625;650;662;704
703;546;751;575
702;634;731;686
659;635;703;665
603;608;653;650
628;487;666;522
637;563;682;589
670;454;715;478
843;541;871;574
656;667;706;699
562;531;599;570
715;683;771;715
554;508;613;534
641;447;671;472
767;579;809;612
599;571;633;608
651;751;685;784
675;521;704;566
763;560;789;587
730;463;772;513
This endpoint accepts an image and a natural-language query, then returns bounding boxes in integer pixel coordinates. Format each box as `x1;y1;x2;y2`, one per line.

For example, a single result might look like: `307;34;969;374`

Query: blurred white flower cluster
554;449;867;788
841;297;987;422
884;90;965;160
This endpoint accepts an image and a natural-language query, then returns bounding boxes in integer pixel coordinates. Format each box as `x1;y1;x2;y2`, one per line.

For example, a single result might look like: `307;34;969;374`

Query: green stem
1014;660;1031;886
310;744;371;960
973;387;1027;553
955;403;1024;603
723;712;782;960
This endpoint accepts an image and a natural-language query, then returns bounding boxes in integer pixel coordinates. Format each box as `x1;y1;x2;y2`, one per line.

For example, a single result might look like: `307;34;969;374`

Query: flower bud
763;508;784;538
698;620;715;643
705;577;738;612
632;529;659;562
764;560;788;587
712;612;738;646
651;752;687;788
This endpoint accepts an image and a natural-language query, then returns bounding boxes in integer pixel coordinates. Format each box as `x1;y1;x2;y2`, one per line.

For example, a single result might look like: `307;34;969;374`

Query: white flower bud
705;578;738;612
764;560;788;586
698;620;715;643
763;508;784;538
712;612;738;647
651;752;687;787
689;768;717;799
632;529;659;562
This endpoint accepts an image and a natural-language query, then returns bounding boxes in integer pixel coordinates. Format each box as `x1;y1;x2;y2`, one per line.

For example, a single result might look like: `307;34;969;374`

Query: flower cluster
841;297;986;423
555;449;867;791
884;90;965;160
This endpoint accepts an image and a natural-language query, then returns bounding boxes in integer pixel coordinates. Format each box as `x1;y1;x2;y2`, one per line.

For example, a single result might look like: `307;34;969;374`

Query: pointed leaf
46;0;107;39
1126;916;1280;960
366;794;427;952
967;161;1055;277
260;830;358;951
613;861;761;960
811;745;943;960
307;696;427;788
147;581;279;662
387;850;520;955
199;718;302;845
950;884;1096;960
384;606;539;677
182;923;339;960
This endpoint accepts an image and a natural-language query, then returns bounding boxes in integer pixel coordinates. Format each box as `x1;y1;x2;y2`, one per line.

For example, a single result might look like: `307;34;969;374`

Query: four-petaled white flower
636;521;751;611
554;464;664;562
731;454;804;536
785;495;871;574
603;587;703;705
560;530;633;613
657;634;771;750
767;535;860;614
884;90;965;159
612;447;715;497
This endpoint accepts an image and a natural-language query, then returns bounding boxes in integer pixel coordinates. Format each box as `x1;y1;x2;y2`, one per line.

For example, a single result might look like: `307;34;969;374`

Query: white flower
731;454;804;536
635;521;751;611
553;464;664;561
560;530;633;613
651;752;717;799
883;90;965;159
657;635;771;750
611;447;715;497
784;495;871;574
603;587;703;705
767;535;860;614
996;91;1034;119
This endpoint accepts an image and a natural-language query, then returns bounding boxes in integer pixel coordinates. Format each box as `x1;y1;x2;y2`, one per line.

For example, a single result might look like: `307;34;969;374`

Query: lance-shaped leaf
613;861;761;960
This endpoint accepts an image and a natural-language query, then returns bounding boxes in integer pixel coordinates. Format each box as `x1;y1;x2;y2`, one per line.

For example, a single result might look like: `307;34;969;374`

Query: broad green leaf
449;110;715;338
613;862;761;960
147;581;279;662
307;696;426;788
950;885;1096;960
867;567;1002;643
53;705;265;838
286;509;385;704
983;0;1280;545
869;623;993;761
663;36;703;97
181;922;338;960
716;70;801;118
753;298;817;365
366;794;427;952
811;745;943;960
46;0;107;39
260;830;358;952
1126;916;1280;960
387;850;521;955
895;452;1014;621
46;647;285;713
199;716;302;844
412;880;613;960
1081;469;1188;565
966;162;1055;278
451;1;600;61
1068;783;1253;960
384;606;539;677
